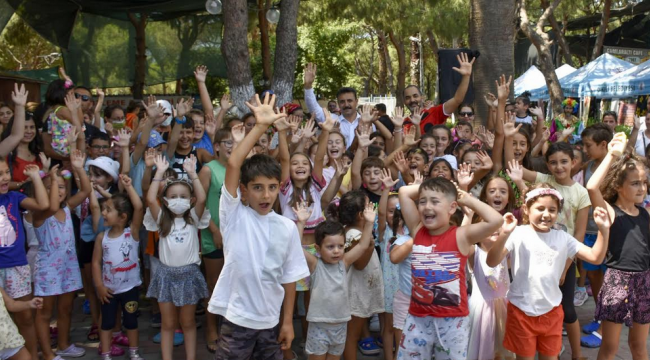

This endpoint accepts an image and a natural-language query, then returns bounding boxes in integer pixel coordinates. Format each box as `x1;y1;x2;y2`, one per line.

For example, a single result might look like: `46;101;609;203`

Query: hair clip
64;80;74;89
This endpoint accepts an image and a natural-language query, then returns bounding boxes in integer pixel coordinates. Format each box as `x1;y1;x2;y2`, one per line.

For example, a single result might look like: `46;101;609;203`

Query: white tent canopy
515;64;577;97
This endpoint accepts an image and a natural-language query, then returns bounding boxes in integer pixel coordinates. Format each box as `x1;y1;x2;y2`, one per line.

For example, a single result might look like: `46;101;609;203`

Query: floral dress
34;207;82;296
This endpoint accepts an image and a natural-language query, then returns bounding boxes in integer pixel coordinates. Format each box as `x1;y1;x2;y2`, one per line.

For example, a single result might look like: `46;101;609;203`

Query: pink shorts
392;290;410;330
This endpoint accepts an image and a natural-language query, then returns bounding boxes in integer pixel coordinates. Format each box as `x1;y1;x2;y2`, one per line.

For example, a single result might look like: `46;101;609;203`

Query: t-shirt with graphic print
0;191;27;268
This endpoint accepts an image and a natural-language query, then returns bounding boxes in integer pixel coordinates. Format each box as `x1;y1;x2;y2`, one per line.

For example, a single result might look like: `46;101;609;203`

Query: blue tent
526;54;633;100
582;58;650;98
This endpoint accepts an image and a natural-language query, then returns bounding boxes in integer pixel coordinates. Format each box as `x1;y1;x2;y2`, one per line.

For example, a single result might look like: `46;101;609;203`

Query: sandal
206;340;218;354
357;337;381;356
87;324;99;342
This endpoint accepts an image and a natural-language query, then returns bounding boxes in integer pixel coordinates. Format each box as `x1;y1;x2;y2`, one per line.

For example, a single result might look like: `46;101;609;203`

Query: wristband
393;128;403;133
175;116;187;124
152;178;164;182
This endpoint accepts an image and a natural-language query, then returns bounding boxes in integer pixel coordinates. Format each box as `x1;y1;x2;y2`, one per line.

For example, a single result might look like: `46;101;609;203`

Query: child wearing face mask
144;154;210;360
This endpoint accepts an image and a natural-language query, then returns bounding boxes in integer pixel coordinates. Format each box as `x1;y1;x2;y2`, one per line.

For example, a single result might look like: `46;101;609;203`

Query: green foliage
0;14;62;71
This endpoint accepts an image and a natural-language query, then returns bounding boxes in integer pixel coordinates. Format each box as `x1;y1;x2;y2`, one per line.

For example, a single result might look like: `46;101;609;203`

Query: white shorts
0;265;31;299
0;346;23;360
305;322;347;356
397;314;470;360
393;290;410;330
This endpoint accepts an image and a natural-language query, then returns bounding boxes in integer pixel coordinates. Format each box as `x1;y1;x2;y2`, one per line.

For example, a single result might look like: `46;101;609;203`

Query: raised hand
393;151;409;174
360;103;375;124
154;154;169;173
412;169;424;185
404;126;420;147
39;153;51;172
541;128;551;142
321;108;337;132
484;130;495;149
183;154;198;177
292;201;311;223
634;115;643;129
194;65;209;83
11;83;28;107
204;114;217;137
502;212;517;234
66;126;79;144
423;100;434;109
274;116;290;132
593;206;612;230
231;123;245;144
115;128;132;148
303;63;317;88
104;122;114;134
410;106;422;126
145;95;163;120
561;126;575;138
291;128;303;144
334;158;350;177
23;164;41;179
452;52;475;77
363;201;377;223
144;148;156;168
484;93;498;108
95;87;105;98
175;98;194;118
456;187;472;206
495;74;512;100
608;133;628;155
503;113;521;137
529;106;543;119
380;168;399;189
355;125;375;148
457;163;474;189
119;174;133;188
287;115;301;133
64;91;81;111
70;149;86;170
301;119;316;139
245;93;286;126
220;93;231;111
506;159;524;183
391;107;405;128
476;150;493;171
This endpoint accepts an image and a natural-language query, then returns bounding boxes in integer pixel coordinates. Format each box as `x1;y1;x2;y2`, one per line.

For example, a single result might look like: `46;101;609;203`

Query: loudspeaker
437;48;478;105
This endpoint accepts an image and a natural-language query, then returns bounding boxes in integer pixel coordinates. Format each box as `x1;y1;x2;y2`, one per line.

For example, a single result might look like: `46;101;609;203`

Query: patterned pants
397;314;469;360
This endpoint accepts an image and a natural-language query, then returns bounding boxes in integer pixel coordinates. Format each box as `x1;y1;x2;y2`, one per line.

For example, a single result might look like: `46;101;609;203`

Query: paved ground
58;292;645;359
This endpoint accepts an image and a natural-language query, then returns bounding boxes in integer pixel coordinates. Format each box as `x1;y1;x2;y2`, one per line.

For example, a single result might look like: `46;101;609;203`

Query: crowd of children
0;59;649;360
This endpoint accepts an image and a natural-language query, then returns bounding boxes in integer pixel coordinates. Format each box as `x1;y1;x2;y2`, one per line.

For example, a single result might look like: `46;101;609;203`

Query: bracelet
190;177;200;182
393;128;403;133
152;178;164;182
175;116;187;124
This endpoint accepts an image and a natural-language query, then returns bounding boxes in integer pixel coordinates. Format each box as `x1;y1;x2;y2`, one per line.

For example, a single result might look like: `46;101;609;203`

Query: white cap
86;156;120;182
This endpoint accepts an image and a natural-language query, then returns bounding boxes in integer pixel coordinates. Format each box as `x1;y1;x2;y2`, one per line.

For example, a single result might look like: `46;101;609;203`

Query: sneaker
582;319;600;334
574;288;588;307
97;344;125;356
82;299;91;315
112;333;129;346
369;314;380;332
586;284;593;297
129;348;145;360
56;344;86;358
358;337;381;356
153;331;184;346
150;313;161;328
581;332;602;348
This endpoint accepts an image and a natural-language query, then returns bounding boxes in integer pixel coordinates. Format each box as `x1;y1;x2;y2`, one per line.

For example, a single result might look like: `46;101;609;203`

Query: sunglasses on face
74;93;91;102
459;112;474;117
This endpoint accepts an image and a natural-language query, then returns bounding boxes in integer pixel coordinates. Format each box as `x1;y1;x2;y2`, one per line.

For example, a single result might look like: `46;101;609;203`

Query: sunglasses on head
74;93;90;102
459;112;473;117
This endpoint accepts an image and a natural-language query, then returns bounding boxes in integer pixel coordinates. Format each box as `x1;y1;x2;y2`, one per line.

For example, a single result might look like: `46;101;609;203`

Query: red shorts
503;302;564;357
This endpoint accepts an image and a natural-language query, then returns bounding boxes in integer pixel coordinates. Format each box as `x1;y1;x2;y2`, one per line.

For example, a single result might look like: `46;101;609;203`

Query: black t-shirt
605;205;650;272
378;115;394;133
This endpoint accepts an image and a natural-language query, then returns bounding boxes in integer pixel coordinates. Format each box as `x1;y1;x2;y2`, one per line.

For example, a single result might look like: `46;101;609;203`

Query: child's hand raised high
356;124;375;148
476;150;493;171
506;159;524;183
23;164;41;180
115;129;132;148
457;163;474;190
292;201;311;224
11;83;28;107
503;113;522;138
70;149;86;170
501;212;517;234
404;126;420;147
363;201;377;223
411;169;424;185
39;153;51;172
154;154;169;173
593;206;612;230
245;93;286;126
144;148;156;168
334;158;350;177
119;174;133;188
392;151;409;174
183;154;198;177
391;107;404;128
380;168;399;190
321;108;338;132
231;123;245;144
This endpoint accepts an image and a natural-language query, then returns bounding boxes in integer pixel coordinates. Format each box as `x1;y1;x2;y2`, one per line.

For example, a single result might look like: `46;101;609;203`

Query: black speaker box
437;48;478;105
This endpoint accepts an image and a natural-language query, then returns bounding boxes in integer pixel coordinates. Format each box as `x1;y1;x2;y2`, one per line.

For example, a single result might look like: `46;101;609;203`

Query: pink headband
525;188;564;207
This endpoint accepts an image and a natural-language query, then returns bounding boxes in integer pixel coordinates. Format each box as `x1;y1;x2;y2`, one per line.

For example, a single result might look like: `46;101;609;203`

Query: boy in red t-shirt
392;178;503;360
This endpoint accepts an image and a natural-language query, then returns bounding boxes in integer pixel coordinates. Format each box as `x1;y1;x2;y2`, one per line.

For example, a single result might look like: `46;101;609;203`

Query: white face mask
164;197;191;215
161;115;173;126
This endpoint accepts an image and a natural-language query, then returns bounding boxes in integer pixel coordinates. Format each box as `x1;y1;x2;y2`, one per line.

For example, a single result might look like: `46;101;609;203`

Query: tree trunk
425;29;440;63
591;0;612;60
377;29;388;95
128;13;148;100
222;0;255;115
518;0;564;116
271;0;299;105
469;0;516;123
258;0;272;86
410;34;421;88
386;44;395;96
388;31;407;107
541;0;574;67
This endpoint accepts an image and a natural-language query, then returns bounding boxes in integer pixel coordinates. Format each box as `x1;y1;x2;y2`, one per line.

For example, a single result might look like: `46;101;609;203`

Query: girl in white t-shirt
91;175;144;360
487;183;611;359
144;154;210;360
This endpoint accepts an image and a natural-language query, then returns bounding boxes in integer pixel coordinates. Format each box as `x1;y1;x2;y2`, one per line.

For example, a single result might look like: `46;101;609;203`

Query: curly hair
562;98;579;112
600;152;646;204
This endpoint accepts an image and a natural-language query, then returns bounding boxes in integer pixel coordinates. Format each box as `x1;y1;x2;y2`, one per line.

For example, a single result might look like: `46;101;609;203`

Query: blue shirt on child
0;191;27;268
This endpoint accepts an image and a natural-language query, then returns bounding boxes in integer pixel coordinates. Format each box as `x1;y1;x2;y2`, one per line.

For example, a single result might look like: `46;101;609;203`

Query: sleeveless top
409;226;468;318
11;155;42;183
200;160;226;255
101;227;142;293
605;205;650;272
307;259;350;323
472;245;508;300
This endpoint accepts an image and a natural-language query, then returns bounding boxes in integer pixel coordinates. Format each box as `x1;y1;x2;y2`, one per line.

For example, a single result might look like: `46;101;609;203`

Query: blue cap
137;130;167;148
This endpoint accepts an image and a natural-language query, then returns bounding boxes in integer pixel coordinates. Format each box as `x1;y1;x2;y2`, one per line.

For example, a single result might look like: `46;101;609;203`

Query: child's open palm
245;94;286;126
380;168;399;189
70;149;86;170
321;109;337;132
115;129;132;147
23;164;41;179
503;114;521;137
411;169;424;185
496;74;512;100
302;118;316;139
292;201;311;223
457;163;474;189
39;153;51;172
231;123;245;144
360;103;375;125
334;158;350;177
144;148;156;168
391;107;404;128
404;126;420;147
11;83;28;107
506;159;524;183
393;151;409;174
410;107;422;125
593;206;612;230
183;154;198;176
64;91;81;111
154;154;169;173
356;125;375;148
477;151;493;171
194;65;208;83
363;202;377;223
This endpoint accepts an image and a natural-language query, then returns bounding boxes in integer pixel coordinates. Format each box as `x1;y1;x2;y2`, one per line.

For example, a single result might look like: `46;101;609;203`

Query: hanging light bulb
266;6;280;24
205;0;222;15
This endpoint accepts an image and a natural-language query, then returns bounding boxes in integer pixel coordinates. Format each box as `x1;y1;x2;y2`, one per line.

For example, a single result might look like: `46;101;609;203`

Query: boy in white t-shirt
208;94;309;359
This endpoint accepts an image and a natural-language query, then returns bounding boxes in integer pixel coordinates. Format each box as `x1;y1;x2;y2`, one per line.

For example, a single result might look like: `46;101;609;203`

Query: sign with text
604;46;650;65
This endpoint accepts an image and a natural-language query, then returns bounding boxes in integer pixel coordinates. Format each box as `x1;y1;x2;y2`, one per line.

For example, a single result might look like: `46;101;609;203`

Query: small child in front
208;94;309;359
392;178;504;360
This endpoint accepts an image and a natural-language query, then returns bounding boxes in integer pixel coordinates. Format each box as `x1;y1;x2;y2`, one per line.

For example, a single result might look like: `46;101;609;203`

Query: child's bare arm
577;206;611;264
456;190;505;256
390;238;413;264
320;160;348;211
398;184;421;236
344;203;376;268
1;287;41;313
67;150;92;209
486;214;516;267
0;84;27;158
120;175;143;239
